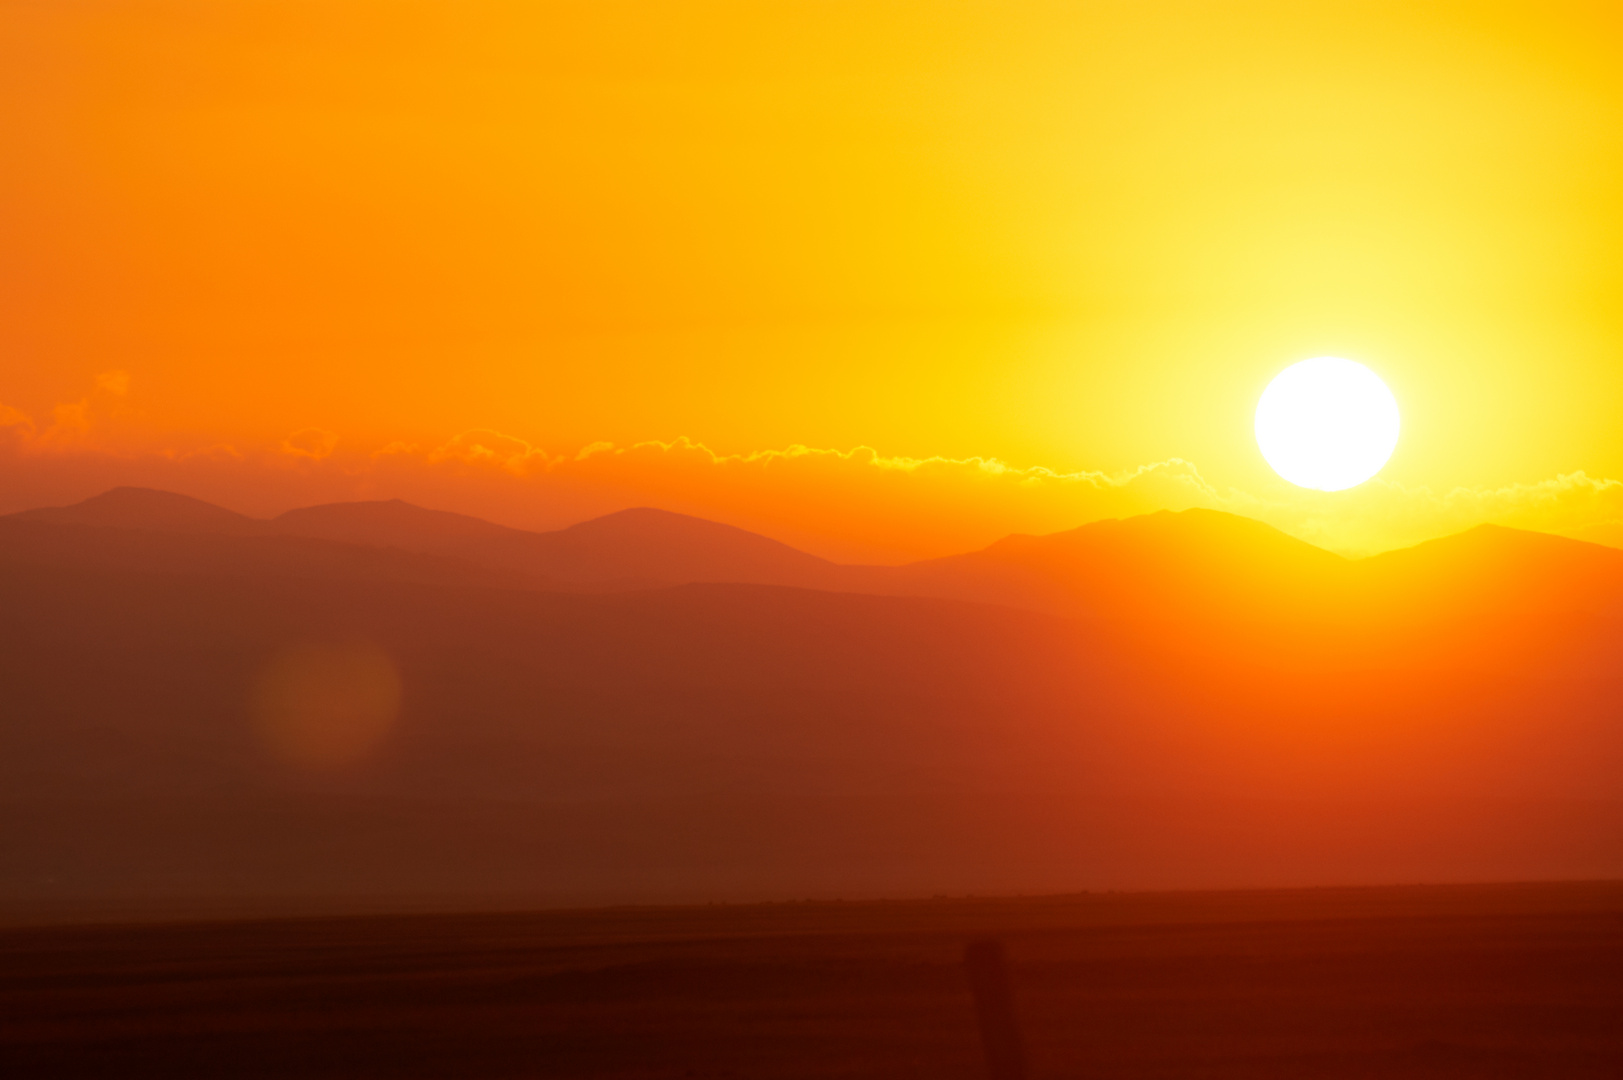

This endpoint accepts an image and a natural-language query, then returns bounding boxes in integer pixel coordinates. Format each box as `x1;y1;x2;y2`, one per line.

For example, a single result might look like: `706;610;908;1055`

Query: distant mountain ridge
5;485;1623;911
9;488;844;592
12;487;263;535
11;486;1623;642
274;500;843;589
1569;520;1623;551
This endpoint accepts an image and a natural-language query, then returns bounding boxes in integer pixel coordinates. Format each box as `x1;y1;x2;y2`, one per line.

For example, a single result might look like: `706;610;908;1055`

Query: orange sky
3;1;1623;562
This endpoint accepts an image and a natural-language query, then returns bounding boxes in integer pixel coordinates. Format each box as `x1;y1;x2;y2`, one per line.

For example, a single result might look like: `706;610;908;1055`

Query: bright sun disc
1255;357;1400;491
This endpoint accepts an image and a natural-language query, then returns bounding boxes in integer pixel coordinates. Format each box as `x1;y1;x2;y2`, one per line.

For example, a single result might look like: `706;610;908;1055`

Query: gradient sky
3;1;1622;561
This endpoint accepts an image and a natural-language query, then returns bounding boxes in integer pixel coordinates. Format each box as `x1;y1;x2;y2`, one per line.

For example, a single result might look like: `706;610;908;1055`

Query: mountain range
2;487;1621;917
9;486;843;591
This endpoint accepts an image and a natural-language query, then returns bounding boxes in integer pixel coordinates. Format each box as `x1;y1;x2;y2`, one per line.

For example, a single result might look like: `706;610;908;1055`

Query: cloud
425;433;1623;559
1;382;1621;561
279;428;339;461
560;435;1218;505
383;434;1234;559
34;400;94;449
0;401;34;441
0;390;120;453
95;370;131;396
425;429;548;474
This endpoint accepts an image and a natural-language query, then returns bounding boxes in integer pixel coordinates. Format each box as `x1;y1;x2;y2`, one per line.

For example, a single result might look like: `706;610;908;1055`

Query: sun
1255;357;1400;491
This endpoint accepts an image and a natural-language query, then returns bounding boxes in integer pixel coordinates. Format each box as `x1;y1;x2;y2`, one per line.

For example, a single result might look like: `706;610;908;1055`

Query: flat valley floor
4;881;1623;1078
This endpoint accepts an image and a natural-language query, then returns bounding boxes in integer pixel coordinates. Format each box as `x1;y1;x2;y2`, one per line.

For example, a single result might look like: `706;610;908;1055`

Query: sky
3;1;1622;562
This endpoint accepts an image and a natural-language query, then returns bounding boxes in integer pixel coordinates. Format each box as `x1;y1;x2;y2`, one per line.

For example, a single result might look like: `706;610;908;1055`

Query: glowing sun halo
1255;357;1400;491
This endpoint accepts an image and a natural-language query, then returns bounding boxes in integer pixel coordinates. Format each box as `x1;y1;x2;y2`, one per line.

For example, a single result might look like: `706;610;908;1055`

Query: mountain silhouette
272;498;519;547
11;488;1622;654
840;508;1351;630
272;501;843;589
4;489;1623;915
10;490;846;590
1569;521;1623;550
11;486;264;535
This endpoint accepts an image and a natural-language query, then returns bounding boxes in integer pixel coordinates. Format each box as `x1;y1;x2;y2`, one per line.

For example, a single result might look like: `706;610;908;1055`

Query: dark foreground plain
4;882;1623;1079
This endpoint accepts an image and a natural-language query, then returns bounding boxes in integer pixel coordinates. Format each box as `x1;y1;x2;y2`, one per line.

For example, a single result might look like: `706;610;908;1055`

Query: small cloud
281;428;339;461
0;401;34;437
34;400;93;448
371;440;420;461
428;429;547;474
95;370;131;396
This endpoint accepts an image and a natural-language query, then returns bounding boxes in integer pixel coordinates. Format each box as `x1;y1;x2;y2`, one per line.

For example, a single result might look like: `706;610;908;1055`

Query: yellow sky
3;2;1622;560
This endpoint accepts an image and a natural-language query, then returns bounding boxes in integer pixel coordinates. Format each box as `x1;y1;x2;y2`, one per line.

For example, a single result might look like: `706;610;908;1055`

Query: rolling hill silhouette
841;507;1353;634
11;486;263;535
1571;521;1623;550
0;515;524;592
2;488;1622;915
273;500;844;589
8;488;843;590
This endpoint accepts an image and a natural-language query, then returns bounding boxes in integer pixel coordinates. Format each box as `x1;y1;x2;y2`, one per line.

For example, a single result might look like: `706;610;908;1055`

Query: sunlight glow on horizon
3;3;1623;558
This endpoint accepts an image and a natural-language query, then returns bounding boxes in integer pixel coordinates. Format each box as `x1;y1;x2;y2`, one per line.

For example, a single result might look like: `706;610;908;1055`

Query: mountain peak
542;505;838;585
8;487;261;534
560;506;805;544
977;507;1344;571
271;499;524;548
1361;520;1623;611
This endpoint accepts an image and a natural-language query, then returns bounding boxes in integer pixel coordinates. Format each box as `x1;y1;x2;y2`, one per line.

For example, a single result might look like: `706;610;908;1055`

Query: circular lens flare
251;638;402;769
1255;357;1400;491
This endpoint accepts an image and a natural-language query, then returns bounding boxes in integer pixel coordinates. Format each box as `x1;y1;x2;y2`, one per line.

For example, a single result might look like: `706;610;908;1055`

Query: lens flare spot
251;639;402;768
